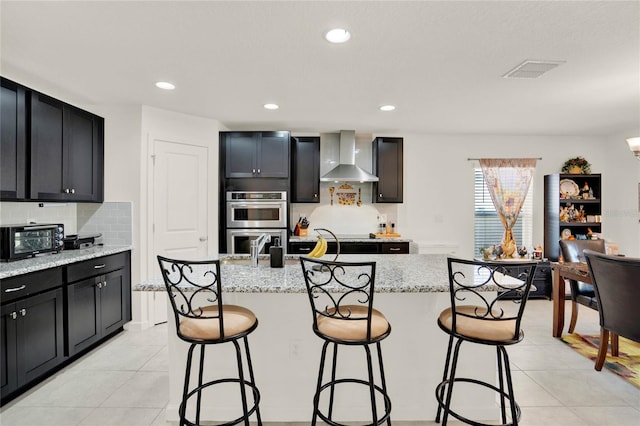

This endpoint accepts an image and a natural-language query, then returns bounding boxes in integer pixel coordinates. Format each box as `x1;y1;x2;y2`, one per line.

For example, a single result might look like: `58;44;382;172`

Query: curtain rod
467;157;542;161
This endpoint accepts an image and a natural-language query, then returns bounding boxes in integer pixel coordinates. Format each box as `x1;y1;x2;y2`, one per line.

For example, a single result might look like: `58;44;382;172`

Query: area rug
561;333;640;388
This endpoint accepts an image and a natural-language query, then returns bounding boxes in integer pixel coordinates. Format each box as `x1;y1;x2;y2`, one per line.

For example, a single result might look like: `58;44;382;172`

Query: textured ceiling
1;1;638;136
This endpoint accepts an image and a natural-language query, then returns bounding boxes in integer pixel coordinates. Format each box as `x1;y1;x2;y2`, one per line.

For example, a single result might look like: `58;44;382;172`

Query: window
474;168;533;257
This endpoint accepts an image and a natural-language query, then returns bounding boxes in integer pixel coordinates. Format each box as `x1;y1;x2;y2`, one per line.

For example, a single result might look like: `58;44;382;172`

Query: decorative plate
559;179;579;198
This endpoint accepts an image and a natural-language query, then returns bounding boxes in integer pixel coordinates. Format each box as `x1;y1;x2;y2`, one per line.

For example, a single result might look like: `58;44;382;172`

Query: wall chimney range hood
320;130;379;182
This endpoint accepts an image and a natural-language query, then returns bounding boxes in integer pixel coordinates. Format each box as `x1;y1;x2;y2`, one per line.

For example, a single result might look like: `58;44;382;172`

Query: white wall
400;133;640;258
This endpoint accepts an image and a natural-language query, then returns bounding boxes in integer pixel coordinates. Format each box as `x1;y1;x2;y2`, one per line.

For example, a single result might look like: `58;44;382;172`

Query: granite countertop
138;254;455;293
0;245;133;279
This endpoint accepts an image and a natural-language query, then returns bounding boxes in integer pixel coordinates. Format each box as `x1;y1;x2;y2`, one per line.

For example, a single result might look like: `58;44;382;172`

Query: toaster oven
0;223;65;261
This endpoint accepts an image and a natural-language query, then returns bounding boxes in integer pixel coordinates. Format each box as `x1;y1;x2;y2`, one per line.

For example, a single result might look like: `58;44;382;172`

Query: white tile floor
1;299;639;426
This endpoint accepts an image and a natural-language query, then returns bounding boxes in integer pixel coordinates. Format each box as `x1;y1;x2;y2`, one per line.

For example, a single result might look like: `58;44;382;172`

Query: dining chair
558;239;606;333
583;250;640;371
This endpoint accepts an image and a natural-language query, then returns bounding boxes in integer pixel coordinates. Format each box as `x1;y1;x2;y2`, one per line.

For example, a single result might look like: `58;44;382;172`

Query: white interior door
153;139;208;261
150;139;208;324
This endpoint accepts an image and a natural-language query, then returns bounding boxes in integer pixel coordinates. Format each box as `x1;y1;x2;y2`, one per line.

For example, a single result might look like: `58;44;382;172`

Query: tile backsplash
0;201;132;246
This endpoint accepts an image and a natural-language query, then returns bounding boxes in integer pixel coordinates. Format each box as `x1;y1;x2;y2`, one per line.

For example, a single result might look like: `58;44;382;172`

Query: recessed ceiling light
263;103;279;110
379;105;396;111
325;28;351;43
155;81;175;90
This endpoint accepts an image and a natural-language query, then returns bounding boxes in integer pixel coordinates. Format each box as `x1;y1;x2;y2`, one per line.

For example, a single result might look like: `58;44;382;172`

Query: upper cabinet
0;78;27;200
372;137;403;203
291;136;320;203
222;131;290;178
0;77;104;203
30;93;104;202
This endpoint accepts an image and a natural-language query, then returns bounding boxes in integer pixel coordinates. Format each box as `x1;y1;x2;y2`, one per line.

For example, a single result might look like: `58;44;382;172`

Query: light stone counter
0;245;132;280
136;254;450;293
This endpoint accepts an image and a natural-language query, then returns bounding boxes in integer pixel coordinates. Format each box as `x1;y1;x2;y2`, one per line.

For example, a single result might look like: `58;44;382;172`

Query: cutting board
371;232;401;238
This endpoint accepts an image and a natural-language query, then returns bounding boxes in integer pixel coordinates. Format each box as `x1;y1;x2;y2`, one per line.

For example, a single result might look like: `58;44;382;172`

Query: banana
316;236;328;257
307;236;326;258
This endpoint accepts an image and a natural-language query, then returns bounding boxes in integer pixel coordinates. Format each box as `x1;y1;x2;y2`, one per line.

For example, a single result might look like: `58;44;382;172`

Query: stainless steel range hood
320;130;379;182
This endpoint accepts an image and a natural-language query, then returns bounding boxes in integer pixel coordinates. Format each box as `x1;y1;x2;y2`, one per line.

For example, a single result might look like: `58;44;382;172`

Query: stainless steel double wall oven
225;191;287;254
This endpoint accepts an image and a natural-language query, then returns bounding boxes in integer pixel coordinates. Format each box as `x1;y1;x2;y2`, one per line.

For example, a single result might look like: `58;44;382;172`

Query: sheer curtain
479;158;537;258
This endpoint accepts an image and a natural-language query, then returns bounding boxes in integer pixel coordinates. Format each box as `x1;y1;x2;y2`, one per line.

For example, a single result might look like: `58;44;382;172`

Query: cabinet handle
199;237;208;242
252;168;256;174
314;193;318;198
5;285;26;293
94;264;106;269
103;281;108;288
379;193;383;197
300;247;311;252
97;282;103;289
257;168;261;174
20;308;27;316
64;188;70;194
70;189;75;194
389;247;401;251
10;312;17;320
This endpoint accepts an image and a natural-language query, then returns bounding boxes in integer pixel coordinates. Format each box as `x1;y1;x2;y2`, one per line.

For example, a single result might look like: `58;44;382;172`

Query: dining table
550;261;592;337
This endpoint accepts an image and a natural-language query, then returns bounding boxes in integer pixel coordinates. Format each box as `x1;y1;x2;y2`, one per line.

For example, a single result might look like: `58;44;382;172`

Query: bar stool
300;257;392;426
157;256;261;426
435;257;537;426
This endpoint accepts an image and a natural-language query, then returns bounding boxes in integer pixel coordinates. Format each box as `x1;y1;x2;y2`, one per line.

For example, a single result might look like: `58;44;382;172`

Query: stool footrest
435;378;521;426
180;378;260;426
314;378;391;426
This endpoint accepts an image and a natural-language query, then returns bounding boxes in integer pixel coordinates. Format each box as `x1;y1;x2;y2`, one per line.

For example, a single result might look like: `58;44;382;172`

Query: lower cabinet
1;288;64;400
289;241;410;255
67;252;131;355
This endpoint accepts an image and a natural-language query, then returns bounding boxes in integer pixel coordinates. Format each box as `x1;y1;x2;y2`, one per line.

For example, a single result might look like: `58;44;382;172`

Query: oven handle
228;203;285;209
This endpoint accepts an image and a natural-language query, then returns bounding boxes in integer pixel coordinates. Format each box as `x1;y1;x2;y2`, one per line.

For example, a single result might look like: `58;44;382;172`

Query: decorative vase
568;166;583;174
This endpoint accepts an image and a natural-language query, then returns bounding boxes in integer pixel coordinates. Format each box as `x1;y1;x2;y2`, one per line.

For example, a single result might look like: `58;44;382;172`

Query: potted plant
561;157;591;174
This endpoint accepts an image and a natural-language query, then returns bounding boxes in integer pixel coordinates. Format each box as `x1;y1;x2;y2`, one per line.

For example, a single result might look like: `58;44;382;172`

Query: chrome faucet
250;233;271;267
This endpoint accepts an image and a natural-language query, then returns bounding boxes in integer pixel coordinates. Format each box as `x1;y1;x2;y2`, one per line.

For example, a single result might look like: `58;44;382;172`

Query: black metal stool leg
181;344;196;426
312;340;330;426
376;341;391;426
196;345;205;425
500;346;519;426
364;344;378;425
328;343;339;421
496;346;507;425
436;334;455;423
243;336;262;425
441;338;463;426
232;339;250;426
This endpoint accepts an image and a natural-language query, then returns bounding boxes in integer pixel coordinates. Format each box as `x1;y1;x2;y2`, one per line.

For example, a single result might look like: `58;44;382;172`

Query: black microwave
0;223;65;261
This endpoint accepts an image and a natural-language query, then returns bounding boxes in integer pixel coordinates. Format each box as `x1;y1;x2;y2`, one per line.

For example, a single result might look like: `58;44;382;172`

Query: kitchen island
137;254;499;423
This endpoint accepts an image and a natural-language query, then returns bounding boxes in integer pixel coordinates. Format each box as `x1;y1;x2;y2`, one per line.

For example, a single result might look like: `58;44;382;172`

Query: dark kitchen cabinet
544;174;602;261
291;136;320;202
1;269;64;401
30;92;104;202
67;252;131;355
0;78;27;200
222;131;290;178
372;137;403;203
500;261;552;300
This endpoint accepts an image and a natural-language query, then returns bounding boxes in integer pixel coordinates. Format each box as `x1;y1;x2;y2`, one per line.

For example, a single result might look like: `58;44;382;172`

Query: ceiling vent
503;60;565;79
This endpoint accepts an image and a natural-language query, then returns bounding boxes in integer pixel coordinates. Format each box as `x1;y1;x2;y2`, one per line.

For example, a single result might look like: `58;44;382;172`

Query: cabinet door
225;132;258;177
1;303;18;399
0;78;27;200
380;242;409;254
67;277;101;355
63;105;104;202
291;136;320;202
257;131;290;177
373;137;403;203
16;288;64;386
30;92;66;201
100;268;128;336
